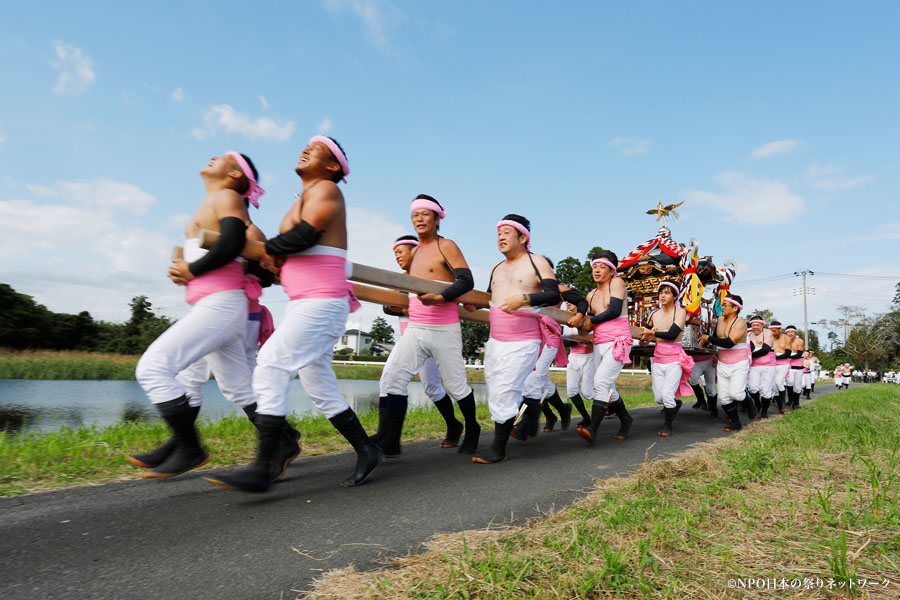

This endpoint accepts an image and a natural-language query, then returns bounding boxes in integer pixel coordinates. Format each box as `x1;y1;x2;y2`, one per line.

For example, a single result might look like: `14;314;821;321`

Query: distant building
334;329;374;354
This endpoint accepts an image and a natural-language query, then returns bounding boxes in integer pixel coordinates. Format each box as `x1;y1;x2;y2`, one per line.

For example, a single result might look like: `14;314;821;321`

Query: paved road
0;388;833;600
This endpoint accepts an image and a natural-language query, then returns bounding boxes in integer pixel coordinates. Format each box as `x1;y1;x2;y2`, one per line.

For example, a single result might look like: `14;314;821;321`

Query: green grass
305;385;900;599
0;390;657;497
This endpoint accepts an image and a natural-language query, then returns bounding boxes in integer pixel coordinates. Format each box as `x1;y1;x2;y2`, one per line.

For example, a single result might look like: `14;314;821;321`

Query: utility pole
794;270;814;347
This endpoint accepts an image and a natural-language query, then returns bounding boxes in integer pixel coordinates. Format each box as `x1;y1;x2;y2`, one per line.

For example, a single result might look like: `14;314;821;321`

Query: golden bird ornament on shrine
646;201;685;223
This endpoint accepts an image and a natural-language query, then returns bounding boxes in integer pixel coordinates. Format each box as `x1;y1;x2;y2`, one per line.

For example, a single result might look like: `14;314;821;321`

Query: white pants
566;352;595;399
651;361;683;409
835;375;843;387
378;354;446;402
773;364;790;393
484;337;541;422
717;359;749;407
786;368;804;394
802;372;813;390
176;317;261;407
523;344;558;399
381;323;471;401
748;365;776;398
689;358;716;395
592;341;625;404
253;298;349;418
136;291;252;406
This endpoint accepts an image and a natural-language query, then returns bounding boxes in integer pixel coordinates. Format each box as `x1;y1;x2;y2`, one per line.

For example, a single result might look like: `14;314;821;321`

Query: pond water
0;379;492;434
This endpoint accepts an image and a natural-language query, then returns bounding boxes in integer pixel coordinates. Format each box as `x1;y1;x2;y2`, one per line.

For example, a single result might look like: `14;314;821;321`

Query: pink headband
308;135;350;183
750;319;766;325
590;258;618;276
769;324;782;329
724;297;743;310
785;327;797;333
392;239;419;250
225;151;265;209
410;198;446;219
657;281;679;294
496;219;530;250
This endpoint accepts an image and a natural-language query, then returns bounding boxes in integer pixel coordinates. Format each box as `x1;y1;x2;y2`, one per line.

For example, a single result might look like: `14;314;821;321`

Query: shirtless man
639;281;691;437
769;321;789;414
473;214;561;463
379;195;480;457
131;151;268;478
699;294;748;432
373;234;461;449
784;325;805;409
205;135;383;493
747;315;776;419
576;250;634;445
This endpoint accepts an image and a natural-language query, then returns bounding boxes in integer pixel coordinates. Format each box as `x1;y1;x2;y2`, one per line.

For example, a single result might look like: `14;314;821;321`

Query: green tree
369;316;395;345
461;321;490;359
554;246;605;297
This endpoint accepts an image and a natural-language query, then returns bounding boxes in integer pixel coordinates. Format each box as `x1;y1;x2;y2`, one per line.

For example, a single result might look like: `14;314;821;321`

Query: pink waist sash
258;306;274;347
776;357;790;366
653;341;695;397
693;354;714;363
790;357;804;368
244;273;262;313
718;345;749;365
592;316;632;365
186;261;245;305
399;316;409;336
752;349;776;366
489;306;541;342
408;295;459;325
538;315;567;367
571;343;592;355
281;253;360;312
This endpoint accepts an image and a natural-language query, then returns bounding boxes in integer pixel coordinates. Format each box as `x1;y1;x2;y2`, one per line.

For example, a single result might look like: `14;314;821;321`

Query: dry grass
304;387;900;599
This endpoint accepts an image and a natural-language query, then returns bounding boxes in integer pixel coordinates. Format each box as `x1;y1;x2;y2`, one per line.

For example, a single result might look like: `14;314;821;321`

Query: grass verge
303;385;900;599
0;391;656;497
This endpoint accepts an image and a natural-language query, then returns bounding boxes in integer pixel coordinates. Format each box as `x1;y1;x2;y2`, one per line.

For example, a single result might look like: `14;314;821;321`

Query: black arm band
708;334;735;348
776;351;792;360
383;306;405;317
791;351;803;359
590;296;624;325
560;289;589;314
439;268;474;302
527;279;562;307
188;217;247;277
245;259;275;288
654;322;683;341
751;343;773;358
264;220;321;256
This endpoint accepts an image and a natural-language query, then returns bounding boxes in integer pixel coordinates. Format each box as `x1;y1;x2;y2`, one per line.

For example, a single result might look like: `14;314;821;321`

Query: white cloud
609;137;651;156
168;213;191;231
25;184;58;197
259;95;269;110
805;161;874;191
316;117;333;134
683;171;805;224
50;40;96;95
195;104;296;141
750;139;804;159
873;222;900;240
323;0;406;55
172;88;186;102
0;130;6;145
0;180;179;322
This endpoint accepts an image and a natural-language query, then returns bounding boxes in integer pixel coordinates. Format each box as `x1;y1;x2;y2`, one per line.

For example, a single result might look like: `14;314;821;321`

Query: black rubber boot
722;404;743;432
569;394;591;430
577;400;608;445
691;384;707;409
775;390;785;414
760;396;771;419
202;414;285;493
803;387;811;399
145;396;209;478
369;396;388;445
609;399;633;439
456;392;481;455
433;395;463;448
512;398;541;441
749;391;761;415
378;394;407;458
545;391;571;430
743;393;759;422
657;406;675;437
329;408;384;487
708;394;718;418
541;402;558;432
241;402;301;481
127;403;200;469
472;418;515;464
811;383;816;394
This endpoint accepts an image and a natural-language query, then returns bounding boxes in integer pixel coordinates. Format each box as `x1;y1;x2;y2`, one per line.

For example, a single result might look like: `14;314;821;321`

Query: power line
815;272;900;281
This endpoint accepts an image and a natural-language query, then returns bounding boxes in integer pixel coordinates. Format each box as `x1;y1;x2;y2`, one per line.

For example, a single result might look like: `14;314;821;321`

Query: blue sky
2;1;898;344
